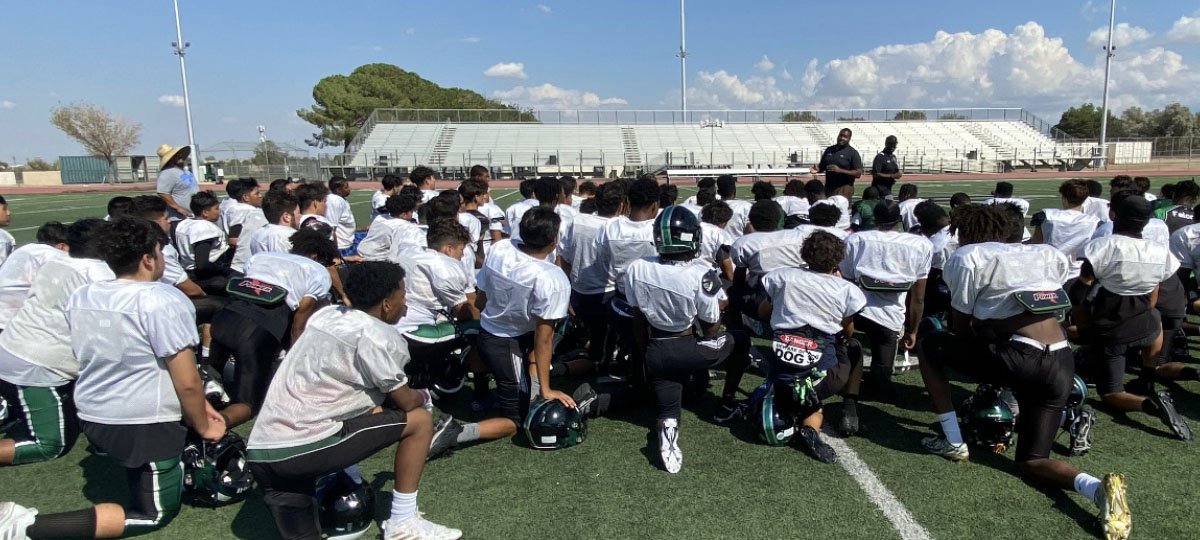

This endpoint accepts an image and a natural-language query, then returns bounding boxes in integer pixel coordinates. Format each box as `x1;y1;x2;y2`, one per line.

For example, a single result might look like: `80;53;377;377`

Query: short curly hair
801;231;845;273
345;261;406;310
96;218;167;276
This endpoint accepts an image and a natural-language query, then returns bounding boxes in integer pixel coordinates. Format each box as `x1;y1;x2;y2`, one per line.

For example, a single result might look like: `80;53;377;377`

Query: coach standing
870;135;903;198
815;128;863;195
156;143;198;221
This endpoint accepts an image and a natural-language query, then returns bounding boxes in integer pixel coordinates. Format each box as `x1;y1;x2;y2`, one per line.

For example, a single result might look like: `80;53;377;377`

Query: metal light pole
678;0;687;119
1097;0;1116;168
172;0;200;177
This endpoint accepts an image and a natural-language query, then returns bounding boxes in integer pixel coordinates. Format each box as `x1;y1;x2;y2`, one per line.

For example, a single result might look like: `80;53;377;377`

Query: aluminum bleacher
339;108;1094;177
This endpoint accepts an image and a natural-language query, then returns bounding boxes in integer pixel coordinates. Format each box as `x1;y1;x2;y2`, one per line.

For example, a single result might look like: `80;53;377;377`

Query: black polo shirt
870;151;899;196
818;144;863;193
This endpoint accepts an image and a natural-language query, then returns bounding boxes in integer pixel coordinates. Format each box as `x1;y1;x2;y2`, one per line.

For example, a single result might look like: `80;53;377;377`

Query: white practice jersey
324;193;356;250
724;199;753;238
840;230;932;332
1037;208;1100;280
1083;234;1179;296
476;239;570;337
370;190;390;220
774;195;810;219
761;267;867;335
899;198;927;231
927;226;959;271
0;244;67;329
814;196;852;230
984;197;1031;217
219;200;260;236
560;213;612;294
71;280;198;425
457;212;484;278
591;216;656;295
0;230;14;267
699;222;734;268
230;209;269;273
1081;197;1111;223
0;257;114;386
174;218;230;271
1170;222;1200;269
623;257;725;333
1092;219;1169;248
242;252;331;310
744;225;850;275
390;245;474;333
730;230;793;287
248;306;410;450
504;199;537;236
160;244;188;286
249;224;297;255
357;216;426;261
943;242;1071;321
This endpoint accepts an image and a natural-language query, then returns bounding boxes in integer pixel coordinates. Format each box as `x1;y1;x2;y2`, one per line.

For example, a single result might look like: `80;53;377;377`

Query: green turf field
1;175;1199;539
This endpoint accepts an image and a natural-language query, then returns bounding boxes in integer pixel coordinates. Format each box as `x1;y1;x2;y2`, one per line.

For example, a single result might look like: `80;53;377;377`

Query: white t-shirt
724;199;753;238
174;218;230;271
160;244;188;286
943;243;1071;321
0;244;68;329
1082;197;1111;223
699;222;734;268
1092;219;1169;248
324;194;356;250
774;195;810;219
504;199;537;236
984;196;1031;217
230;209;269;273
814;196;852;230
358;216;425;261
247;306;409;450
370;190;391;220
1170;223;1200;269
0;257;114;385
591;216;657;295
242;252;332;310
898;198;927;231
219;200;260;236
390;245;475;333
1083;234;1179;296
623;257;725;333
840;230;932;331
0;230;14;267
560;213;612;294
476;240;570;337
249;223;297;255
1038;208;1100;280
71;280;199;424
761;267;867;335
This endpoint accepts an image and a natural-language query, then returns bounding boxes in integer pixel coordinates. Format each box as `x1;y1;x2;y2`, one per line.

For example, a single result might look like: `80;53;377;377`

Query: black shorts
1088;332;1158;395
768;328;853;402
477;330;535;423
80;420;188;469
922;333;1073;462
80;421;188;533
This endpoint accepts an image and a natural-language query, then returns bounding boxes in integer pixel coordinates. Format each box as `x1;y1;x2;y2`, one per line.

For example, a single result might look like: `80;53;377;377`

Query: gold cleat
1099;472;1132;540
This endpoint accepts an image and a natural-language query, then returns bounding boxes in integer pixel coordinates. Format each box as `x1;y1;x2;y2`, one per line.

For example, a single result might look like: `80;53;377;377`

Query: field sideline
0;175;1198;539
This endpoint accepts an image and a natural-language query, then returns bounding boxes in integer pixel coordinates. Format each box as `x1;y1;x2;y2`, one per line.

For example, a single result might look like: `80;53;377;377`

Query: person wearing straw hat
156;144;198;221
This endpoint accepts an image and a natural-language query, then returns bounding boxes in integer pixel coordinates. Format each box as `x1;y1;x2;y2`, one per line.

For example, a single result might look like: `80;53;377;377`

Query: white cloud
493;83;627;109
0;100;14;110
537;4;551;13
484;62;528;80
158;94;185;107
459;36;482;44
1087;23;1152;48
1167;15;1200;43
687;70;796;108
755;55;775;72
779;68;792;80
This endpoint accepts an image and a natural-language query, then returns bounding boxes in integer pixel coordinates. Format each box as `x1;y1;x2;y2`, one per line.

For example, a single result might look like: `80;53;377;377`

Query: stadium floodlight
700;119;723;167
1097;0;1116;169
171;0;200;178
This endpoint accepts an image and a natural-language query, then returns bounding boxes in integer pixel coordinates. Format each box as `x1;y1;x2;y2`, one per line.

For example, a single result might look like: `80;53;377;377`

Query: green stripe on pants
122;456;183;535
12;385;74;465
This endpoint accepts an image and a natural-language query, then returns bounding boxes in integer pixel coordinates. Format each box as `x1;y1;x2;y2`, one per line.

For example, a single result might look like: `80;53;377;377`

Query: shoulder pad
702;268;721;296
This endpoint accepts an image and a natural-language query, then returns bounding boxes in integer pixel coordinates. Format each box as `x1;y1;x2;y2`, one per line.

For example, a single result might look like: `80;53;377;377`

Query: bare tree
50;102;141;183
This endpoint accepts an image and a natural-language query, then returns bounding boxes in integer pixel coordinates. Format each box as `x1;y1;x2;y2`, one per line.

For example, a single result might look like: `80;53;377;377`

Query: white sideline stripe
492;190;519;201
824;431;934;540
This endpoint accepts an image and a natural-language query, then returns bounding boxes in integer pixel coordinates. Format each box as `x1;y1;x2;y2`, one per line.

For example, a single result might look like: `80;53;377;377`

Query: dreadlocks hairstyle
951;204;1012;246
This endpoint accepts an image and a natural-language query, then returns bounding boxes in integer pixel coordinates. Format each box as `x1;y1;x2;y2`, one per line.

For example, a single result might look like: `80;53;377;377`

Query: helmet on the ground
916;315;946;342
524;398;586;450
758;388;796;446
319;472;375;540
1066;374;1087;410
960;384;1015;452
653;205;702;257
182;432;254;506
430;345;470;396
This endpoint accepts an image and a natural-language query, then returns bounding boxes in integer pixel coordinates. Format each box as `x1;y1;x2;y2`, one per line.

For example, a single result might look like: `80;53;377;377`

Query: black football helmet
524;398;586;450
959;384;1015;453
182;432;254;506
653;205;702;258
318;471;375;540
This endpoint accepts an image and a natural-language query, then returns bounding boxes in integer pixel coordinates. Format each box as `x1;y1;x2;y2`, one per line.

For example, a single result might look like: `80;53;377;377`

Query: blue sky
1;0;1198;162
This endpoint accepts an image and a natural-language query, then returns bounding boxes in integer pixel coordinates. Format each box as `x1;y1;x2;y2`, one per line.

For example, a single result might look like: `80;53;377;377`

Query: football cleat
1096;472;1131;540
797;426;836;463
0;502;37;540
659;418;682;474
381;512;463;540
1068;405;1097;456
921;435;970;462
839;403;860;437
712;401;747;424
426;415;461;461
1149;391;1193;441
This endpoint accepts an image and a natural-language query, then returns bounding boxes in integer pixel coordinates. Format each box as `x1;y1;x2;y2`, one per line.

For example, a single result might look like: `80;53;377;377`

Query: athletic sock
456;422;481;444
343;464;363;485
1073;473;1102;507
388;490;419;523
938;411;963;445
26;508;97;538
200;345;210;360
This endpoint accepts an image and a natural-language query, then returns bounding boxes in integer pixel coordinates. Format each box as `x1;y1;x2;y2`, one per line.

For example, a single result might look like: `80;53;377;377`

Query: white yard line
824;432;935;540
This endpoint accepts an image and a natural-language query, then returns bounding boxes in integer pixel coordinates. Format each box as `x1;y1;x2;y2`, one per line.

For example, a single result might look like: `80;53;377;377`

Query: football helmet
182;432;254;506
959;384;1015;453
757;386;797;446
653;205;702;257
523;398;586;450
318;471;375;540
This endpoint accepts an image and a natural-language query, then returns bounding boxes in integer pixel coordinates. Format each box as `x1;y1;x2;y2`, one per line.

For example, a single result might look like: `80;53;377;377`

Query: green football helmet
758;387;797;446
524;398;587;450
182;432;254;506
959;384;1015;453
653;205;702;257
